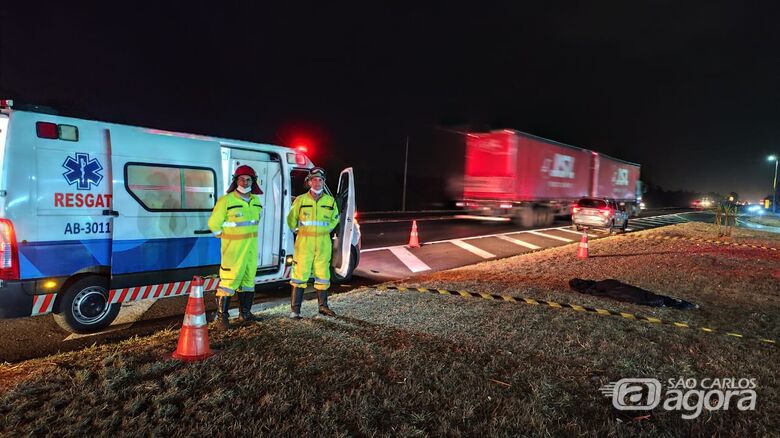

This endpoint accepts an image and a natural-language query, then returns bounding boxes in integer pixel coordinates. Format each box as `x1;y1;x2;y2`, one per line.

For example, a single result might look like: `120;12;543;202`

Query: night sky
3;2;780;210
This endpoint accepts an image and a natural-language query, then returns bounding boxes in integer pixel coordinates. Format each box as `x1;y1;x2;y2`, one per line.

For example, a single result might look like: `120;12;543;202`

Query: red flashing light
0;99;12;109
36;121;58;139
295;145;309;154
0;219;20;281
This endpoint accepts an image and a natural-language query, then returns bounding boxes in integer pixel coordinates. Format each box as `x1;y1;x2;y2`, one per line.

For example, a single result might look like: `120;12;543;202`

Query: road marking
638;217;674;224
451;239;495;258
556;227;599;237
454;214;511;222
496;234;540;249
525;230;573;242
361;212;694;253
388;246;432;272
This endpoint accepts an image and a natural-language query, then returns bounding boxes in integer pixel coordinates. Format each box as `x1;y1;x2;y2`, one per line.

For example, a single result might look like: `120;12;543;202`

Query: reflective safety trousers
208;192;263;296
287;192;340;290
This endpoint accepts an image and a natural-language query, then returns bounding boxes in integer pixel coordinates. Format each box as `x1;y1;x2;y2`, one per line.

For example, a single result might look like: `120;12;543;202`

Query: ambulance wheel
53;276;120;334
331;246;359;283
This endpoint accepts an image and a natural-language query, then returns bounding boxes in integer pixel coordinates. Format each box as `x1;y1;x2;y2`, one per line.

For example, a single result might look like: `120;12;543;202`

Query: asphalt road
360;208;693;249
0;208;696;362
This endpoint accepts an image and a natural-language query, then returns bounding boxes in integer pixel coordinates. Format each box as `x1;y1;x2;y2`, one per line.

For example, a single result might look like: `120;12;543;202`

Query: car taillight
572;206;581;214
0;219;20;280
598;208;612;217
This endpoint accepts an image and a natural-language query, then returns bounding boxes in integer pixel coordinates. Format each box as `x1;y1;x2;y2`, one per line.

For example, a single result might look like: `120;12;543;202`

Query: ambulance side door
108;128;222;282
222;148;282;270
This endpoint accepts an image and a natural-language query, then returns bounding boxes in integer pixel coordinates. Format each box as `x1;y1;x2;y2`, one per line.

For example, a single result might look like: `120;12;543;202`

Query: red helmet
227;164;263;194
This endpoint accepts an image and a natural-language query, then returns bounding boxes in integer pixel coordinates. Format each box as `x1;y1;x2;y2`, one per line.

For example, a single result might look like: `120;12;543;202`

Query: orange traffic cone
577;231;589;259
408;220;420;248
173;276;216;362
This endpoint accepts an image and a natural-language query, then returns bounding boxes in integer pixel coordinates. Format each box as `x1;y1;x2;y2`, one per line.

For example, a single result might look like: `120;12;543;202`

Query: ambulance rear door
107;128;222;282
331;167;359;280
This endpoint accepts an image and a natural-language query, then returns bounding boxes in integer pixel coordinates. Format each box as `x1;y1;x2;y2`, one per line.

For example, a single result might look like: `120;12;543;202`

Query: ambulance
0;100;360;333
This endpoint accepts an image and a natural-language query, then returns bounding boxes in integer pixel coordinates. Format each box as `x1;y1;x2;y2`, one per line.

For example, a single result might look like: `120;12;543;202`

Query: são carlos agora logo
62;152;103;190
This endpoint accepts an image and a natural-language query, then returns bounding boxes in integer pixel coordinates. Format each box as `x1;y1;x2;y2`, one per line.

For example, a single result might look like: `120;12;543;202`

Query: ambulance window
183;168;216;209
126;163;216;211
290;168;309;198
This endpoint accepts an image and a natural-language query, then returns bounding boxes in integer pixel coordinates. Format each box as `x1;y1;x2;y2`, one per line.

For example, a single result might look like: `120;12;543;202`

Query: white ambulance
0;100;360;333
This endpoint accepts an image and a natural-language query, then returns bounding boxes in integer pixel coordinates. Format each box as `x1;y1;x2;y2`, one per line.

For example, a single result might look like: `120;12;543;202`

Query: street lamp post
769;155;779;213
402;136;409;211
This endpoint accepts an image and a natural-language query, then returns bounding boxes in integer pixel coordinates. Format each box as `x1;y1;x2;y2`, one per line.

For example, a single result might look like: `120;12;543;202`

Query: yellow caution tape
375;286;777;347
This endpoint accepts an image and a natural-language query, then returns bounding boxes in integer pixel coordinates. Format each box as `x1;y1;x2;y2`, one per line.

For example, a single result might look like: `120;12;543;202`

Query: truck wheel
331;246;359;283
53;275;120;334
543;208;554;226
515;207;535;228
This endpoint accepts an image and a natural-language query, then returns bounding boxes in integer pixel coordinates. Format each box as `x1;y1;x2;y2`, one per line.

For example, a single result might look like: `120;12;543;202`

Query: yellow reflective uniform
208;191;263;297
287;192;340;290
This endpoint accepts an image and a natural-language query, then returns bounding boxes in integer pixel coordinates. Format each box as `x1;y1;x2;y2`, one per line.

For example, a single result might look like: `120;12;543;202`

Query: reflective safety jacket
208;192;263;295
286;192;339;289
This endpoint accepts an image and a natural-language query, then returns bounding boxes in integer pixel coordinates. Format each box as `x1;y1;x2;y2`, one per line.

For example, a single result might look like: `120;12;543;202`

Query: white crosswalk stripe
388;246;432;272
525;230;574;242
497;234;540;249
556;227;600;238
451;240;495;258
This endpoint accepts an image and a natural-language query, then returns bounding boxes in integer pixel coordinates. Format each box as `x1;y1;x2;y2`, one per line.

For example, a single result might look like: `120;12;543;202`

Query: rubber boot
290;286;304;319
214;295;231;331
238;292;260;322
317;289;336;317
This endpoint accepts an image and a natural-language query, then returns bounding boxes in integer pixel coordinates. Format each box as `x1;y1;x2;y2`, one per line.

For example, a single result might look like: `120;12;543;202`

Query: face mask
236;186;251;194
310;188;324;195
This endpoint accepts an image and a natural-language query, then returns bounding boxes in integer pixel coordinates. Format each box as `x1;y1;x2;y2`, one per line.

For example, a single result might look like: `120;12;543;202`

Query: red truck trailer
459;129;641;227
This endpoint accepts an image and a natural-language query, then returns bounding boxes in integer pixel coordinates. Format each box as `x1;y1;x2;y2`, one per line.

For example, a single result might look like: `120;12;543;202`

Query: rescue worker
208;165;263;330
287;167;340;318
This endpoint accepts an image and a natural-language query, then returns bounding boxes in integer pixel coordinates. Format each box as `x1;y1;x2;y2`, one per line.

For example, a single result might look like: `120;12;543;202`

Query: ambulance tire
331;246;359;283
53;276;120;334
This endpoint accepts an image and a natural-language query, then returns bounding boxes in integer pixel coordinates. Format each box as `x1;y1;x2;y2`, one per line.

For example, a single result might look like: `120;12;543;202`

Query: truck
0;99;361;333
458;129;642;227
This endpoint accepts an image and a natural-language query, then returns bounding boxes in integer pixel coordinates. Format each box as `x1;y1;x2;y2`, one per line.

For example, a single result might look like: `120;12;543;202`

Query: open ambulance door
331;167;360;282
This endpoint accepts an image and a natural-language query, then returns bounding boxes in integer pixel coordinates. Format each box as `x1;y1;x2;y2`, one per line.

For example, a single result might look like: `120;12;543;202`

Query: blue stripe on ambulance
18;237;220;279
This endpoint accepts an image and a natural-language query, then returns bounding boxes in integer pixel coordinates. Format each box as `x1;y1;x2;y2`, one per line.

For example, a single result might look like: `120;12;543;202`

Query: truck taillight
0;219;20;280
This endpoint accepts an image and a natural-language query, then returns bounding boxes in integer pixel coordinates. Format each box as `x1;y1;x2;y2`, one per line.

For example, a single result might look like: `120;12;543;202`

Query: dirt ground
0;223;778;437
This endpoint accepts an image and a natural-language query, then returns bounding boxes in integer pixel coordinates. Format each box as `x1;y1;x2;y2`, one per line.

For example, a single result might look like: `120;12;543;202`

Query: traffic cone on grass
173;276;216;362
577;231;589;259
408;220;420;248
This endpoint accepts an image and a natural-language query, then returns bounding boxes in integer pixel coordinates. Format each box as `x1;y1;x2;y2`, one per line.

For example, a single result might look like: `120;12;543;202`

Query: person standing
287;167;339;318
208;165;263;330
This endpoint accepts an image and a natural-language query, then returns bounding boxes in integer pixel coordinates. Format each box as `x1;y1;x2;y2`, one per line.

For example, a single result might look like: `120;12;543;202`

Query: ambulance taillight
0;219;20;280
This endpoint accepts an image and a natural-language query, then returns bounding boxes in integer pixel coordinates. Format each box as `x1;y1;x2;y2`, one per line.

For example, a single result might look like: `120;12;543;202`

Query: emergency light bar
0;99;12;109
